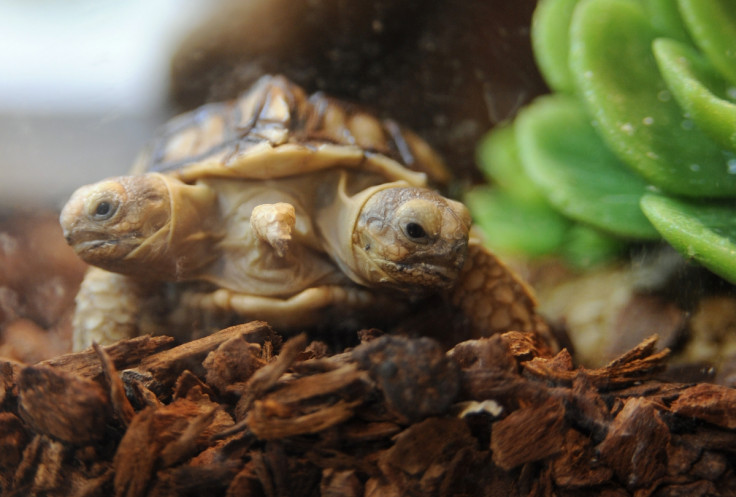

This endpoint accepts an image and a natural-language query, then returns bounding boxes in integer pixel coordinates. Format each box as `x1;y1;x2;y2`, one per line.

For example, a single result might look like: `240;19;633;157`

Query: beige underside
178;284;387;329
73;238;553;351
198;176;346;297
72;267;397;350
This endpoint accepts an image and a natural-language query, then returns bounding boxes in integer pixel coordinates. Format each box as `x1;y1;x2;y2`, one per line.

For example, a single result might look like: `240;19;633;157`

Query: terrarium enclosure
2;0;736;496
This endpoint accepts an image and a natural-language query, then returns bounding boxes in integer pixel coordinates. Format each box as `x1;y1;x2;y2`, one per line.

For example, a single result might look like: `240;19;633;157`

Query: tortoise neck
126;174;221;281
315;171;409;287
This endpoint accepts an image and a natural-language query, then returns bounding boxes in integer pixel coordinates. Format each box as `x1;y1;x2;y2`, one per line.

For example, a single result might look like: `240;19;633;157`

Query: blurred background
0;0;545;209
0;0;214;209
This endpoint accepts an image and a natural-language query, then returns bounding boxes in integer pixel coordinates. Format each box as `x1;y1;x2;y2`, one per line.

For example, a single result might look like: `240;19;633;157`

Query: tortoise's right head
60;174;173;275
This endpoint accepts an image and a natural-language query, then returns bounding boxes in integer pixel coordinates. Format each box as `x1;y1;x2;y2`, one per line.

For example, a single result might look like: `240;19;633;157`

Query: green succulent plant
468;0;736;282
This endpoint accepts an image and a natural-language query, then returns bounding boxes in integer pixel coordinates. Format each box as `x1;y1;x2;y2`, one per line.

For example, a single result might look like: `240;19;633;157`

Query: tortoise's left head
352;187;471;292
60;174;174;276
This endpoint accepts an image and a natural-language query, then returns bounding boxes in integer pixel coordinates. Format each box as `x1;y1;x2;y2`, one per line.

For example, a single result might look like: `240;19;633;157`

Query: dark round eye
92;200;116;220
405;222;427;239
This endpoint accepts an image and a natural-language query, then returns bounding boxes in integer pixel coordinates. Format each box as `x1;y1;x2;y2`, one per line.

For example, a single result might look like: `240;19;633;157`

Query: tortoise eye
96;201;111;216
90;199;117;220
396;198;441;245
405;222;427;240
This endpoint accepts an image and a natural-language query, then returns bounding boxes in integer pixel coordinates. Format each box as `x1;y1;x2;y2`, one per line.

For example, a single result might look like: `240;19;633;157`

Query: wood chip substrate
2;321;736;496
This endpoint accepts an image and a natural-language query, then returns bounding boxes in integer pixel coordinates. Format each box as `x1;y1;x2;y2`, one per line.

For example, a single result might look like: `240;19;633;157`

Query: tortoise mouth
74;238;119;252
66;230;144;260
382;259;462;291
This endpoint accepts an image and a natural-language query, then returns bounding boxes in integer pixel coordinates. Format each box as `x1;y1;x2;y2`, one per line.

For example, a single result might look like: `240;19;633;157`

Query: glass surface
0;0;213;208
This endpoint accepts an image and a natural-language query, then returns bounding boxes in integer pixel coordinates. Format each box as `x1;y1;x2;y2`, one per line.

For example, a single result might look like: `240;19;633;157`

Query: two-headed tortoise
61;75;548;351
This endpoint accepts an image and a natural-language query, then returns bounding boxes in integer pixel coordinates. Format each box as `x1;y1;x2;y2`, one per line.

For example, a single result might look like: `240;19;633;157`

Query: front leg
449;239;558;352
250;203;296;258
72;267;145;350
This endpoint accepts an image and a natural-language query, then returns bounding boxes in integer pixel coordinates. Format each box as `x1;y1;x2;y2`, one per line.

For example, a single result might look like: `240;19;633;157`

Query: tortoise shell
132;75;451;187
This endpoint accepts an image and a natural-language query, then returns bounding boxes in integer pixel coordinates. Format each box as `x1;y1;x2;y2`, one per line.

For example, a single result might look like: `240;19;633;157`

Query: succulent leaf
678;0;736;86
570;0;736;197
469;0;736;281
654;37;736;152
641;193;736;284
515;94;659;239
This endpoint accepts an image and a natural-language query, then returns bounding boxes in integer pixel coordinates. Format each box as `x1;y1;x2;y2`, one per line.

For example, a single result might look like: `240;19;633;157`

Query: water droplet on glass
681;119;694;130
642;116;654;126
645;151;660;160
657;90;671;102
728;159;736;174
620;123;635;135
727;87;736;101
689;163;700;172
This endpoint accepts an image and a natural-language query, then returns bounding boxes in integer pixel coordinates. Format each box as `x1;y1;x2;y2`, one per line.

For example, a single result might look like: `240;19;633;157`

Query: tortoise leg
72;267;145;351
451;240;558;351
250;202;296;257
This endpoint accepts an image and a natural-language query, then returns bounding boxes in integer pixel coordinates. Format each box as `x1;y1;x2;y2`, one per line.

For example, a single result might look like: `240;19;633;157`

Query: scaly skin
452;239;557;352
72;267;144;351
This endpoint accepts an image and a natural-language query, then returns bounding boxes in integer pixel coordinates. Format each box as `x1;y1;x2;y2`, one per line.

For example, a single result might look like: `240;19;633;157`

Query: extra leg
250;203;296;257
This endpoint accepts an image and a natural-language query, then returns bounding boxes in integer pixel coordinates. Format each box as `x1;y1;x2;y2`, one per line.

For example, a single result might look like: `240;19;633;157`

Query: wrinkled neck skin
125;174;221;281
315;172;410;288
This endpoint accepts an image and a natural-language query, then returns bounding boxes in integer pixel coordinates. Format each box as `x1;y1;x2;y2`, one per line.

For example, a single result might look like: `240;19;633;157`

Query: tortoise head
60;173;219;279
350;186;471;292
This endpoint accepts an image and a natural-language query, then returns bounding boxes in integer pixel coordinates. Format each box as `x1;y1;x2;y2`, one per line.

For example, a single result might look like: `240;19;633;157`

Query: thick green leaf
678;0;736;86
531;0;580;93
641;193;736;283
476;125;546;203
643;0;692;42
560;224;625;269
465;187;570;257
515;94;658;239
569;0;736;197
654;37;736;153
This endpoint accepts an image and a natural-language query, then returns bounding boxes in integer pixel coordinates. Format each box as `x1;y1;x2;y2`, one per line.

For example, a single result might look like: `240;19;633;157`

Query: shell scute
134;75;449;187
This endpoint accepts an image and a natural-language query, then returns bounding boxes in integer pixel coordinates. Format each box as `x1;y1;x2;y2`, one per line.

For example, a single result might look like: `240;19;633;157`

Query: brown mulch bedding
3;325;736;496
2;212;736;497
